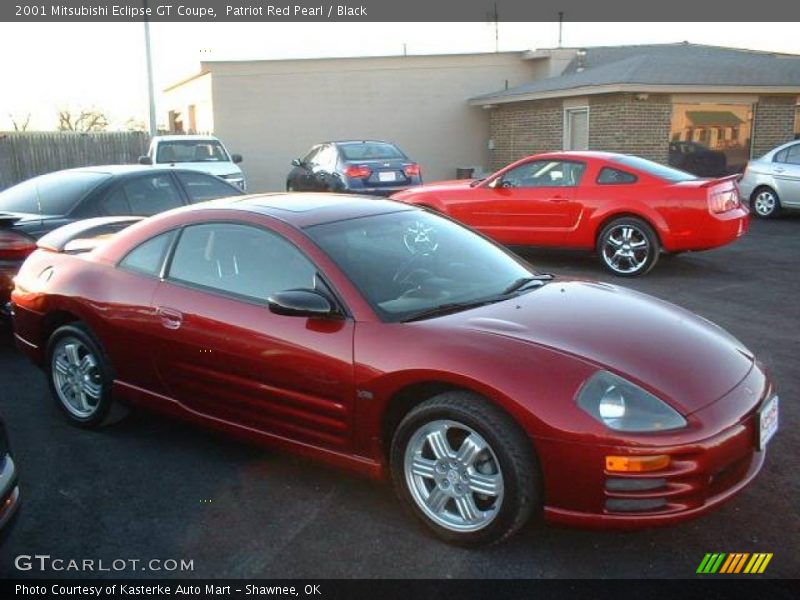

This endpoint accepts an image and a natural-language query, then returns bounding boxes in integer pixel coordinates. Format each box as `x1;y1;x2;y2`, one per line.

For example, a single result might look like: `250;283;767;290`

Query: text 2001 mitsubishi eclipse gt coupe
11;194;777;545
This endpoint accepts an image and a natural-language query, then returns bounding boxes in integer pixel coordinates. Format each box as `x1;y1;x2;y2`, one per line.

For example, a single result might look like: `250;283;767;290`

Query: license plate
378;171;397;182
757;395;779;450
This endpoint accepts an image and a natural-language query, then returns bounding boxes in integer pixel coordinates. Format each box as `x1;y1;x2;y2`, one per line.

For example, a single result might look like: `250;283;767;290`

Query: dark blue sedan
286;140;422;196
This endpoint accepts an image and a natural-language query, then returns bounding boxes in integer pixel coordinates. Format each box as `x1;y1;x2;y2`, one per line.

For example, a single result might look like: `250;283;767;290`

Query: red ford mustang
11;194;776;545
392;152;749;277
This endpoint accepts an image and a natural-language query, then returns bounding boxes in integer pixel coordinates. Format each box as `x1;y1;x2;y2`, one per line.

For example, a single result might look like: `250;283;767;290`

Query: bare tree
8;113;31;131
124;117;147;132
57;108;109;132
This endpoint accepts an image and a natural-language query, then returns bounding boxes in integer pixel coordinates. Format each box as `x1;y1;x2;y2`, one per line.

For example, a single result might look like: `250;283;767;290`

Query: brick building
471;44;800;175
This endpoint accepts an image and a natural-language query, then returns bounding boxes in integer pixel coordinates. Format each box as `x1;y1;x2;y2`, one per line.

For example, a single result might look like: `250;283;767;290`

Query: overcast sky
1;21;799;130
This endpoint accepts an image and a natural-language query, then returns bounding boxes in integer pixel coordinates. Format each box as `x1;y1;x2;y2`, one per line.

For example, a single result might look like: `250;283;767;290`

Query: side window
97;188;132;216
500;160;586;188
177;172;239;203
774;149;789;163
123;175;183;216
302;146;321;166
597;167;638;185
168;223;317;302
784;144;800;166
119;231;176;277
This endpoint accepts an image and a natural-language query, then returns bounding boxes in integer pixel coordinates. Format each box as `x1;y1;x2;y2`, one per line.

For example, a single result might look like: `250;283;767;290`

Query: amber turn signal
605;455;670;472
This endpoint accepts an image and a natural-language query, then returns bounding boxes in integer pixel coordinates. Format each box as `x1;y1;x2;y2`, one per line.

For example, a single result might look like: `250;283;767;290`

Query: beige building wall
197;53;544;192
163;72;214;134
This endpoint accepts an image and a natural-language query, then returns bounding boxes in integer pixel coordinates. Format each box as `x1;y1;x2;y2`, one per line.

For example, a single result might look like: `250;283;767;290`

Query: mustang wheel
390;391;540;545
597;217;659;277
47;323;126;427
751;187;781;218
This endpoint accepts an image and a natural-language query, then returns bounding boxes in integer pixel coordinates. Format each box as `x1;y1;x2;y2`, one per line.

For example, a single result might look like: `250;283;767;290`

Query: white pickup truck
138;135;247;191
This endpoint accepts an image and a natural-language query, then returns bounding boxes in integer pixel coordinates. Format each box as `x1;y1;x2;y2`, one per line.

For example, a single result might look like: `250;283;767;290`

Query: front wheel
390;391;540;546
597;217;660;277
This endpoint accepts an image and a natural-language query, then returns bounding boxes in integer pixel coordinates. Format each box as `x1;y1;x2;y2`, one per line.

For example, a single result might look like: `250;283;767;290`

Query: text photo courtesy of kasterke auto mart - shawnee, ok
0;0;797;597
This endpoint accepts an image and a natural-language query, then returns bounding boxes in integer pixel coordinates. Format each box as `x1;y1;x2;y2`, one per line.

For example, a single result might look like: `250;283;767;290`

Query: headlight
576;371;687;432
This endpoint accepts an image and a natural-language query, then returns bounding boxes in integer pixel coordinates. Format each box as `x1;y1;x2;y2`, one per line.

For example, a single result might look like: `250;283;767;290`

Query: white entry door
565;108;589;151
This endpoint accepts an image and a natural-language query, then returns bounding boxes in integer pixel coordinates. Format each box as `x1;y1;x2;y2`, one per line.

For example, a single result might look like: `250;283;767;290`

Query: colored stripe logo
696;553;773;574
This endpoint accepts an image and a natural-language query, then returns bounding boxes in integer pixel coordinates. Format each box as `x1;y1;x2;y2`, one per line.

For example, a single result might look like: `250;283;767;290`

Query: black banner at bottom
3;579;799;600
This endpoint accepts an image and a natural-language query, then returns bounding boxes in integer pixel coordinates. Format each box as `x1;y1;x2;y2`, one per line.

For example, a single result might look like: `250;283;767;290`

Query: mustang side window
167;223;317;302
596;167;638;185
499;160;586;188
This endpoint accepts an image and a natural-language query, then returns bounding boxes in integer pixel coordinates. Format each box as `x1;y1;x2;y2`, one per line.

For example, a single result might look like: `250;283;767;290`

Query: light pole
143;0;157;136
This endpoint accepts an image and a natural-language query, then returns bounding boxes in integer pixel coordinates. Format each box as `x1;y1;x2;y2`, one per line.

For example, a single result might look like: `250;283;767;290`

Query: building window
564;107;589;151
669;103;753;176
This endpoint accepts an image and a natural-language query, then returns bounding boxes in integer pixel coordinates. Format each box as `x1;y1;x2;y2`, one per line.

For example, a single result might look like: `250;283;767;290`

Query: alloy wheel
51;337;103;419
601;224;651;274
403;419;504;532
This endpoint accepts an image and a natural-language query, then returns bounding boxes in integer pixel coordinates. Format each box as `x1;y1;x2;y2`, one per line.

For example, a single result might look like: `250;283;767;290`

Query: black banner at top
2;0;800;22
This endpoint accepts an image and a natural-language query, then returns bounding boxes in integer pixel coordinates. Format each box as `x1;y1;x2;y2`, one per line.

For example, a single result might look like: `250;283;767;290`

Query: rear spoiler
0;213;23;227
697;174;741;188
36;217;143;253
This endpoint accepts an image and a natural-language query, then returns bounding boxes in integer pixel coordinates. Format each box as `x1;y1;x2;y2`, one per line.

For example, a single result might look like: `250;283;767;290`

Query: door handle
774;167;785;174
548;195;568;203
157;307;183;330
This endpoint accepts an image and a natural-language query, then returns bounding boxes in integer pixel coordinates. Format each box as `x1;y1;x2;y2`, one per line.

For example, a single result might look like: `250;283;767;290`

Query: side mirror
231;153;243;164
291;158;302;167
267;289;335;318
138;155;152;165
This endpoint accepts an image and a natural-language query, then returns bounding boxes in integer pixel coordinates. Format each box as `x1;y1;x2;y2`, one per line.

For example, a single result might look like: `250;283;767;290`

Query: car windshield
0;171;111;215
306;210;545;322
339;142;405;161
156;140;229;163
614;155;697;182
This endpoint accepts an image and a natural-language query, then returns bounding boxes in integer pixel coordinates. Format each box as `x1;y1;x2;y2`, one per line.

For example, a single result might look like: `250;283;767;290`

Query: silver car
739;140;800;218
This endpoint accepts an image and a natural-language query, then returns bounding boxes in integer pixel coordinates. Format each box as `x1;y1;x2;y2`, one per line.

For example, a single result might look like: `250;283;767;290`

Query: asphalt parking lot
0;216;797;579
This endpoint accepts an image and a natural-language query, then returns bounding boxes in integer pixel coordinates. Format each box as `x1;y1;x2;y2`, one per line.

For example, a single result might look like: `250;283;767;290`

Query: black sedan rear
286;140;422;196
0;414;19;539
0;165;244;310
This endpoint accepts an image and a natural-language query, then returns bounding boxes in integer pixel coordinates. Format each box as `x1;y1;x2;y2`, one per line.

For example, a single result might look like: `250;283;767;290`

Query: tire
390;391;540;546
46;323;128;428
597;217;660;277
750;187;781;219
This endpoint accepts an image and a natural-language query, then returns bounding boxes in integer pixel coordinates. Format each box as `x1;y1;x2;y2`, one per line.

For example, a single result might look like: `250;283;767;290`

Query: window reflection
670;103;753;176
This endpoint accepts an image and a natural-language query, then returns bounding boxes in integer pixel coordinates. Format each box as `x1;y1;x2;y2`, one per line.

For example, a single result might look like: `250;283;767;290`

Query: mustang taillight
0;230;37;262
403;164;421;177
709;188;741;214
344;165;372;179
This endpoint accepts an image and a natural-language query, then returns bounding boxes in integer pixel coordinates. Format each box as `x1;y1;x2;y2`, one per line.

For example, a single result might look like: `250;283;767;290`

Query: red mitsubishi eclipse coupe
392;152;748;277
11;194;777;545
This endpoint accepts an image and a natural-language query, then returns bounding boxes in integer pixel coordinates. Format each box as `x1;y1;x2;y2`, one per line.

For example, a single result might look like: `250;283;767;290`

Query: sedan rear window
0;171;111;215
613;156;696;182
339;142;405;161
157;140;229;163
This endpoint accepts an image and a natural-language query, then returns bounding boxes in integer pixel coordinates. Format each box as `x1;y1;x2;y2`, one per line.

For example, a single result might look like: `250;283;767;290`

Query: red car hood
392;179;476;198
448;280;754;415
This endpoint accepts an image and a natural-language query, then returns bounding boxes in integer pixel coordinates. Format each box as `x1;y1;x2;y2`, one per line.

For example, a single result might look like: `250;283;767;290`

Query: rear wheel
390;391;540;546
751;187;781;218
47;323;128;427
597;217;660;277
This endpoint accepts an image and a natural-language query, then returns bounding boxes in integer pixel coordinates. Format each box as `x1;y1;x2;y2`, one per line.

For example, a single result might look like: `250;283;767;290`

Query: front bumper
538;366;771;529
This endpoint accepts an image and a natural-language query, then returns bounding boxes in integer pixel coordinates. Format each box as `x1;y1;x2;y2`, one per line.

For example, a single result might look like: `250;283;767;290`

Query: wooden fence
0;132;151;191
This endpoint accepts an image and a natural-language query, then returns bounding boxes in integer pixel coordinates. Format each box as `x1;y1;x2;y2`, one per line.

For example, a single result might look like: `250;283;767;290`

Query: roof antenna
558;12;564;48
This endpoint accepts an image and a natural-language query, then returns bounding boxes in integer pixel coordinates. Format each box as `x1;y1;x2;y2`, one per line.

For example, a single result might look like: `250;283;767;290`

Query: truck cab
139;135;246;191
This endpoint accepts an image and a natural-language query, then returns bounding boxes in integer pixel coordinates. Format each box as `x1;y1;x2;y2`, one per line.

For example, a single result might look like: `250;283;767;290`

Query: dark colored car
0;414;20;538
0;165;244;309
12;194;776;546
286;140;422;196
669;141;728;177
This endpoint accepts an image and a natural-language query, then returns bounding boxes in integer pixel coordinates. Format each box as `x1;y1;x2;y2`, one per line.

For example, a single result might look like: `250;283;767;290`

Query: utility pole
493;2;499;52
558;12;564;48
143;0;157;136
